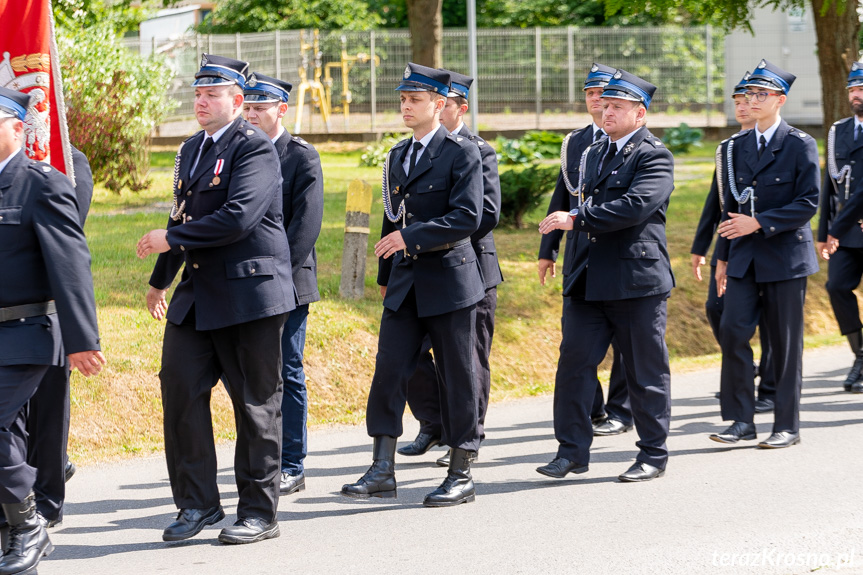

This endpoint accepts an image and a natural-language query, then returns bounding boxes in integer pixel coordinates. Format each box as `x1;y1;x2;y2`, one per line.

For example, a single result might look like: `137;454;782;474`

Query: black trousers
367;289;480;451
26;365;70;522
825;247;863;335
405;287;496;442
707;265;776;399
589;341;632;425
553;294;671;469
0;365;48;504
719;271;806;433
161;313;286;523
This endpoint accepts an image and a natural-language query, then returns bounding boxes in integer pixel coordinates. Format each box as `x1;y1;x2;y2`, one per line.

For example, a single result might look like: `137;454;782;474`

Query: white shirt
591;123;605;141
755;116;782;147
450;121;465;136
402;124;442;176
271;125;286;144
0;147;20;177
191;120;234;175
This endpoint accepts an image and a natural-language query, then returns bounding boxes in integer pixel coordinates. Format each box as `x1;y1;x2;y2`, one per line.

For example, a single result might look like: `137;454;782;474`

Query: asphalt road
37;345;863;575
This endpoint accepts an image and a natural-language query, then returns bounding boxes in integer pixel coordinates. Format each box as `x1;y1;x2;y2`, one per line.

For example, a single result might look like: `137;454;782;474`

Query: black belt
0;300;56;323
425;237;470;253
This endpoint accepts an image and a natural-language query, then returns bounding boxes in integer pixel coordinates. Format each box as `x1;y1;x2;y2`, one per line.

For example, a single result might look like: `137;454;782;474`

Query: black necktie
599;142;617;174
856;125;862;142
758;135;767;159
594;130;604;143
408;141;422;177
195;137;213;175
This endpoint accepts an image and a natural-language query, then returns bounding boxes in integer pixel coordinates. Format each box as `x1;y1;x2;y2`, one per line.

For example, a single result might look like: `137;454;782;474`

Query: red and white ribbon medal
212;159;224;185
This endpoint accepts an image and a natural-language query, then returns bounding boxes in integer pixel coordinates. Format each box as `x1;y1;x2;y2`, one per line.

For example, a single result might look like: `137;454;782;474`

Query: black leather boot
0;493;53;575
844;331;863;391
423;448;476;507
341;436;397;499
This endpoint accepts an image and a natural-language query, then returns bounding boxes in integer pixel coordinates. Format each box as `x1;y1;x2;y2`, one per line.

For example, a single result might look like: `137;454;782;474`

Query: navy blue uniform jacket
539;124;594;268
565;126;675;300
821;117;863;245
715;121;820;282
377;126;485;317
274;131;324;306
149;117;295;330
0;151;100;366
457;124;502;289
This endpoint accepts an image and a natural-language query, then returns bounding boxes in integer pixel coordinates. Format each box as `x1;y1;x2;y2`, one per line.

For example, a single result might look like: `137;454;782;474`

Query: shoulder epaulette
27;160;54;176
793;130;809;139
834;117;852;126
291;135;309;148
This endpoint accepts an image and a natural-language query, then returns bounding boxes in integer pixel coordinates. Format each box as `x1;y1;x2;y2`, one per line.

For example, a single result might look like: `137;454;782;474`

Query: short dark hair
452;95;468;108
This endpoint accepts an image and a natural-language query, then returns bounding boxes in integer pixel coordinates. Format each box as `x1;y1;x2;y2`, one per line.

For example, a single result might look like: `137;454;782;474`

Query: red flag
0;0;73;179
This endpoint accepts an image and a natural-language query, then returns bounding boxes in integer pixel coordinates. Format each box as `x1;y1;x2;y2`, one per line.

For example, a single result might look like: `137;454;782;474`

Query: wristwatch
568;208;578;221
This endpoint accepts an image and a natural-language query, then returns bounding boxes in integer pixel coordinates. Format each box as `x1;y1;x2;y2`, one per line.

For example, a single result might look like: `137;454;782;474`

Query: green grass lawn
70;143;844;462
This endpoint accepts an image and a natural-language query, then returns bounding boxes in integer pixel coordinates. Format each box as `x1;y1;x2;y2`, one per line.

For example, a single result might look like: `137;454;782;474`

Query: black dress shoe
435;450;450;467
64;461;76;483
757;431;800;449
536;457;588;479
37;512;61;529
397;432;442;456
217;517;279;545
754;397;775;413
844;349;863;391
714;391;721;399
709;421;756;444
852;381;863;394
618;461;664;482
162;506;225;542
0;494;54;575
279;472;305;495
593;419;633;436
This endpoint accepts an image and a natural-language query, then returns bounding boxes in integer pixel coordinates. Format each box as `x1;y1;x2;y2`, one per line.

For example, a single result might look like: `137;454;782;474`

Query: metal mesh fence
123;26;726;133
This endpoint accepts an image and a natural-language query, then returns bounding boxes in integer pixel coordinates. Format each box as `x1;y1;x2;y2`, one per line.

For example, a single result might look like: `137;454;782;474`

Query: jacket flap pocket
226;257;276;279
418;178;448;194
764;171;792;186
0;206;23;225
441;247;477;268
620;240;660;260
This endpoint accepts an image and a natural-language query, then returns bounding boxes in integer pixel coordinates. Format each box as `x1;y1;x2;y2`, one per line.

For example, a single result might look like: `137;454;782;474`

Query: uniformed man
537;63;632;439
816;62;863;393
537;69;674;482
136;54;293;544
341;63;485;506
243;73;324;495
710;59;820;449
398;69;502;467
691;72;776;412
0;86;104;575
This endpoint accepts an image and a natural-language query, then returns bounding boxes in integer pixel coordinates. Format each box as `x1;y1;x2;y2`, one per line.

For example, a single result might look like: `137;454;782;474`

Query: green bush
359;132;405;168
499;163;559;229
662;123;704;155
57;21;175;193
495;130;564;165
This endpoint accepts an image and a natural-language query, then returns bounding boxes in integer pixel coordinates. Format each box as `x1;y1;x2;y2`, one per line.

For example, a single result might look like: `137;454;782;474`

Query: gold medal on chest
212;176;221;185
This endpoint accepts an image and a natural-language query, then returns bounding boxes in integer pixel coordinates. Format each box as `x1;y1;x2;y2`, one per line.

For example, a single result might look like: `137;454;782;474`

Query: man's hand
68;350;106;377
136;229;170;259
380;286;387;298
374;231;406;259
538;211;574;235
691;254;706;281
538;259;556;286
818;235;839;260
717;212;761;239
715;260;728;297
146;287;169;320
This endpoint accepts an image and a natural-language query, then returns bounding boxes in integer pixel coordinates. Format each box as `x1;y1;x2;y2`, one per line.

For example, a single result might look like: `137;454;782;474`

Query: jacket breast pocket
440;247;477;269
0;206;24;252
225;256;282;316
417;178;448;194
607;172;635;190
619;240;662;290
193;184;229;216
763;171;793;186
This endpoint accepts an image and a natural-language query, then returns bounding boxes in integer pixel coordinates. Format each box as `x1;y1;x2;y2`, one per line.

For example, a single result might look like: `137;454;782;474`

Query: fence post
340;179;373;299
705;25;713;127
236;32;241;59
535;27;542;129
370;30;377;132
567;26;575;106
208;34;212;54
275;30;281;78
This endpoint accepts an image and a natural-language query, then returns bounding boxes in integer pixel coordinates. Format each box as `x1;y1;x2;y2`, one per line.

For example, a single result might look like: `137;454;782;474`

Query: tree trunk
406;0;443;67
810;0;860;138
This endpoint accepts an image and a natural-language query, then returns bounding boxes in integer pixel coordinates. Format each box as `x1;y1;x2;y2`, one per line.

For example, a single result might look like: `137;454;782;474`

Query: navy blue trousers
280;304;309;475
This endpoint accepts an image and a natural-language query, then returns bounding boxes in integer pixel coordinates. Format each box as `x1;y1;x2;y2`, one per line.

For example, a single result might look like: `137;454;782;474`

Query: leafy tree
601;0;860;134
57;20;175;192
196;0;383;33
53;0;147;34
